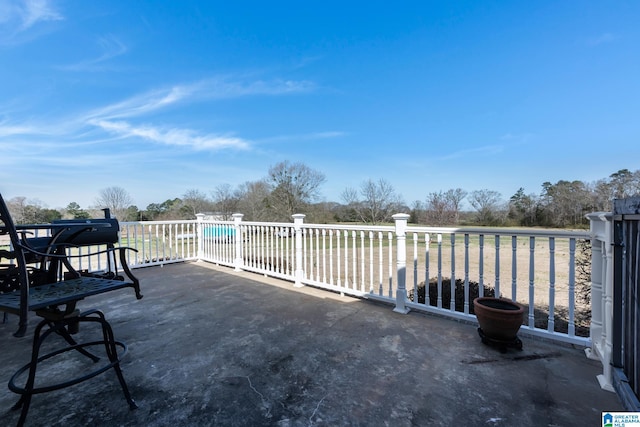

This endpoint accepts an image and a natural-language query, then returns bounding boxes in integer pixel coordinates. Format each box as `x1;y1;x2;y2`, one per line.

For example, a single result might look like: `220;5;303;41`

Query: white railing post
292;214;306;287
393;213;411;314
233;213;244;272
196;213;205;262
586;212;615;392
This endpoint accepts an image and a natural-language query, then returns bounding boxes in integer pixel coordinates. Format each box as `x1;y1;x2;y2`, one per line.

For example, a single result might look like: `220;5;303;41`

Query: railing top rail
122;220;198;226
202;220;235;225
302;224;394;233
239;222;396;232
406;225;592;239
125;217;591;240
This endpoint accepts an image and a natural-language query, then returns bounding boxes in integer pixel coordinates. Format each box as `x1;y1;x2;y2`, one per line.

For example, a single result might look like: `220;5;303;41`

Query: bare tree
590;179;613;212
266;161;326;221
6;196;28;224
445;188;467;223
182;189;213;217
340;186;363;222
212;183;239;220
95;186;133;220
424;188;467;225
424;191;450;225
469;189;504;225
410;200;425;224
342;178;404;224
236;180;270;221
540;181;591;227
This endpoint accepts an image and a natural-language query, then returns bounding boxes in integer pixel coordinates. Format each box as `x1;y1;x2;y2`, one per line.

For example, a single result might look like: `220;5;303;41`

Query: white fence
192;213;593;347
119;220;199;267
15;213;616;391
16;215;594;348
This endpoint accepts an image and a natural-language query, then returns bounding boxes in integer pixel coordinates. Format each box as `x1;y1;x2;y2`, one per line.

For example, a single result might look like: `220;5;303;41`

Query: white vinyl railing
17;215;593;348
119;220;199;267
191;213;593;347
17;212;614;391
12;220;199;273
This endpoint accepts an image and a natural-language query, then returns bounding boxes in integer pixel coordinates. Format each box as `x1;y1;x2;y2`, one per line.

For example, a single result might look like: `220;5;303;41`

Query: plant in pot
473;297;525;353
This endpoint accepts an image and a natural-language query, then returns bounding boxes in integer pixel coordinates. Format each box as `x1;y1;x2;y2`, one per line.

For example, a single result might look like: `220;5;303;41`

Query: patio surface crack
245;375;272;419
308;393;328;426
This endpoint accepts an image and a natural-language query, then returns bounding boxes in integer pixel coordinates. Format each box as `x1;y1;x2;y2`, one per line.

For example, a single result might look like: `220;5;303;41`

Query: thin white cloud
500;133;533;143
4;75;314;153
0;115;81;138
306;131;346;139
83;86;195;121
91;119;250;151
20;0;62;30
259;131;347;144
292;55;324;70
189;77;316;100
438;145;504;161
84;77;314;121
58;34;128;71
0;0;63;45
0;123;33;137
587;32;617;46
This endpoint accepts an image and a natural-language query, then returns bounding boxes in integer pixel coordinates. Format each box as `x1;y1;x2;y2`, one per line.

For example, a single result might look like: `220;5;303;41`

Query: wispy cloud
84;77;315;121
90;119;250;151
305;131;346;139
4;75;314;153
587;32;618;46
0;122;34;137
259;131;347;144
83;86;196;121
292;55;324;70
500;133;533;144
438;144;505;161
58;34;128;71
191;77;316;100
0;0;63;45
19;0;63;30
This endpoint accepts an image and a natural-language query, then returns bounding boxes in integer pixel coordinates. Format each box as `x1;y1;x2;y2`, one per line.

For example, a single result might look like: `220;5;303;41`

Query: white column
585;212;614;392
196;213;205;262
393;213;411;314
600;216;614;392
232;213;244;272
292;214;306;287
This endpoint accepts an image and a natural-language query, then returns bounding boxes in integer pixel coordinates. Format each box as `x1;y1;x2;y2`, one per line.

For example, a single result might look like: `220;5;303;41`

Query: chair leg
12;318;55;426
52;321;101;363
38;308;101;363
9;311;137;427
94;310;138;410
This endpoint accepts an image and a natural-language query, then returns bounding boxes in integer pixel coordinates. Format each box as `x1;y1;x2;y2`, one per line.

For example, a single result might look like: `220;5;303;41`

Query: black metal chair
0;193;143;426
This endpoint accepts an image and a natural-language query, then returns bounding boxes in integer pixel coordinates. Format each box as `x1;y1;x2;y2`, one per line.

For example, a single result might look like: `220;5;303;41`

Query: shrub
408;278;495;314
408;276;590;336
575;239;592;306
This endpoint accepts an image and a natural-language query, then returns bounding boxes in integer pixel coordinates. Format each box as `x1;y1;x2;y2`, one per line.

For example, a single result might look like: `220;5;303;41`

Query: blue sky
1;1;639;210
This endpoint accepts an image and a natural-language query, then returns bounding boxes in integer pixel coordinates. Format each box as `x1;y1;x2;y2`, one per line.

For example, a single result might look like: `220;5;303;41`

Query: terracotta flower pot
473;297;524;342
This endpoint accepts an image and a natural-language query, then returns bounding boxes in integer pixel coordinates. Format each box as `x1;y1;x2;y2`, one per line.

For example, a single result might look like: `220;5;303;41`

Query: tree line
6;163;640;229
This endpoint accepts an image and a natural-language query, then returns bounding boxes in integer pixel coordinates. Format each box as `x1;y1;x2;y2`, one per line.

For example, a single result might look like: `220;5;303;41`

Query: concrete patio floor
0;261;623;426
